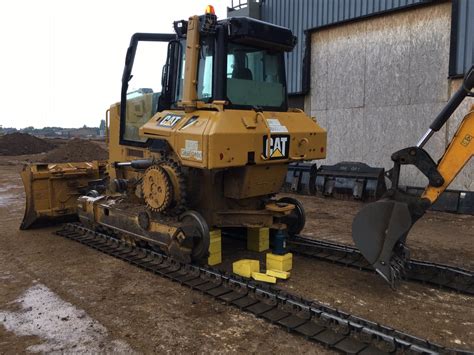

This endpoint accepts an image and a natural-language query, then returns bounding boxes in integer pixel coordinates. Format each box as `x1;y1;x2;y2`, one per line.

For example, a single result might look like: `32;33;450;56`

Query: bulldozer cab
118;14;296;149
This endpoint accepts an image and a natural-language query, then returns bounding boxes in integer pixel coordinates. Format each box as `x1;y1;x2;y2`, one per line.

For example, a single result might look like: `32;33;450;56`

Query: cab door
119;33;178;147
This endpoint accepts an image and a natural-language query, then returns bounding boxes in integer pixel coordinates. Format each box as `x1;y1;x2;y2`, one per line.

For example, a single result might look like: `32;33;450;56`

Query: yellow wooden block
210;229;221;241
208;229;221;264
266;269;290;280
208;252;222;266
247;227;269;252
233;259;260;278
209;238;221;254
251;272;276;284
266;253;293;272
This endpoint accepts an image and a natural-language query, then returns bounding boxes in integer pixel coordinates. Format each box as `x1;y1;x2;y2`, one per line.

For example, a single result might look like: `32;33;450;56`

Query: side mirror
463;65;474;92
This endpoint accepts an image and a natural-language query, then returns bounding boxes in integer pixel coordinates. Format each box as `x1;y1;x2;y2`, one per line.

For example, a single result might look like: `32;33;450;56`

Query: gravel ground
0;155;472;353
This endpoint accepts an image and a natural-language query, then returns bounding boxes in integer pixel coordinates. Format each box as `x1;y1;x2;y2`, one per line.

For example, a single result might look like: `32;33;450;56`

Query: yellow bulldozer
20;6;472;288
20;8;327;263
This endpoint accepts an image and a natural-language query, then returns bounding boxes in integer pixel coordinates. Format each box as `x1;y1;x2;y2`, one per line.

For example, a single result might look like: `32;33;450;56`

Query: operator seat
232;67;253;80
232;52;253;80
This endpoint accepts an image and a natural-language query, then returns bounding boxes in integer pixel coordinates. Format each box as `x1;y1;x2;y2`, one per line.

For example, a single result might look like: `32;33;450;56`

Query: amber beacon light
205;5;216;15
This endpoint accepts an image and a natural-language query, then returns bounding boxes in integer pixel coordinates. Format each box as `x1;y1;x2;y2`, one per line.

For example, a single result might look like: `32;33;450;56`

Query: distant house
68;127;100;138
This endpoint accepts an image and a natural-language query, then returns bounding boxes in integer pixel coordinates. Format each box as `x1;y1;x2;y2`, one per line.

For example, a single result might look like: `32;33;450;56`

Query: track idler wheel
278;197;306;236
352;200;413;287
179;210;210;262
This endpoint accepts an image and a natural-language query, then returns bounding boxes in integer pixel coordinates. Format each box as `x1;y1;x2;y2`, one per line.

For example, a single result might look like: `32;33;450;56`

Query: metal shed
229;0;474;95
450;0;474;78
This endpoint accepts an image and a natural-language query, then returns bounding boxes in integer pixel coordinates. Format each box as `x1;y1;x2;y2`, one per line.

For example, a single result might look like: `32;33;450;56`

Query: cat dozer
20;8;327;263
353;66;474;287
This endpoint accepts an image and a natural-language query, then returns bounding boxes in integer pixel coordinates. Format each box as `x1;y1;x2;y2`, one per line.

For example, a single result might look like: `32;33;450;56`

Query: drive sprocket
142;165;173;213
142;159;187;214
160;158;187;214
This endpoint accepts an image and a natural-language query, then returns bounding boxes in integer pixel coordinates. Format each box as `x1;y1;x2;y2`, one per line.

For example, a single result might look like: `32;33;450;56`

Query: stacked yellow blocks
207;229;222;266
247;227;269;252
266;252;293;272
232;252;293;284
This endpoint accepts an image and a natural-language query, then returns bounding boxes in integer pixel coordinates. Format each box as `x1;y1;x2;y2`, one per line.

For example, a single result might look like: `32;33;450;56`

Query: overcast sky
0;0;229;129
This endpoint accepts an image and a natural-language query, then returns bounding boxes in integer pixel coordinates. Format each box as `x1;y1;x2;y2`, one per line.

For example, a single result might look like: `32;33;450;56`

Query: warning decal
266;118;289;133
180;139;203;161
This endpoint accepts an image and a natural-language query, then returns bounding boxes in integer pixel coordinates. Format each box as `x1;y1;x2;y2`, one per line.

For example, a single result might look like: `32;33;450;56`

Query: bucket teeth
352;199;415;288
375;243;409;288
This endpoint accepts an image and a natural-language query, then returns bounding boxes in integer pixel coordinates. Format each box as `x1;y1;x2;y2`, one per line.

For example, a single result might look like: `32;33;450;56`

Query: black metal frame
216;17;294;111
213;25;227;101
119;33;176;148
119;17;298;149
219;39;290;112
448;0;461;78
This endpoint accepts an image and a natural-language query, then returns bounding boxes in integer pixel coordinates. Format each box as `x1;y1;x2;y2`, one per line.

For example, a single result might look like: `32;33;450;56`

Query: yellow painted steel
422;107;474;203
140;109;327;169
20;161;106;229
180;15;200;109
105;108;110;144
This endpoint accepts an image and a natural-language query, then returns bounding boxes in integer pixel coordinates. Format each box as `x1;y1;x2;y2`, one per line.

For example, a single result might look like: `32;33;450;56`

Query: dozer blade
352;200;413;287
20;161;106;230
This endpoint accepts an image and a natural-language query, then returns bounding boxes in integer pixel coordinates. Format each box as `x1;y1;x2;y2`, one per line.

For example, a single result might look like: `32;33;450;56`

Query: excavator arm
352;65;474;287
422;109;473;203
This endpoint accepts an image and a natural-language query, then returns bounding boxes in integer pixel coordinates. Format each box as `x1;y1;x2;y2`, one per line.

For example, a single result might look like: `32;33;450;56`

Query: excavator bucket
352;199;414;286
20;161;107;230
353;66;474;287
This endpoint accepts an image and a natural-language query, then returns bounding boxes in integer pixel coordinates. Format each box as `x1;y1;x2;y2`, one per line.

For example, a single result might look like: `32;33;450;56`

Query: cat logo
158;114;183;128
263;135;290;160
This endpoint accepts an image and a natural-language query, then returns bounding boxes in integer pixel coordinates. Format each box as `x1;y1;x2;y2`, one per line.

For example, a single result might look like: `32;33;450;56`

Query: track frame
56;223;471;354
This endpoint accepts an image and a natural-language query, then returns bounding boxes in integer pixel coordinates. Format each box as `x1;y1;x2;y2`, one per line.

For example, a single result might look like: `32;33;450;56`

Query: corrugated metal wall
260;0;439;94
450;0;474;77
260;0;435;94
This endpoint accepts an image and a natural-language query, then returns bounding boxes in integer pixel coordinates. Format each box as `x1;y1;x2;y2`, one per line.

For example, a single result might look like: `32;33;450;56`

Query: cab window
226;42;286;109
197;37;214;101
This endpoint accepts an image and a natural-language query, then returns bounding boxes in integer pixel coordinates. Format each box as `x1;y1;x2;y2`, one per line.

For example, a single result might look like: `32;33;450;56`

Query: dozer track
288;236;474;295
56;223;471;354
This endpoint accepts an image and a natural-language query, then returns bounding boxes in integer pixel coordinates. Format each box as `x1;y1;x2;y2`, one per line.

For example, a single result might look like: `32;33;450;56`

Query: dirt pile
0;133;56;156
41;139;108;163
